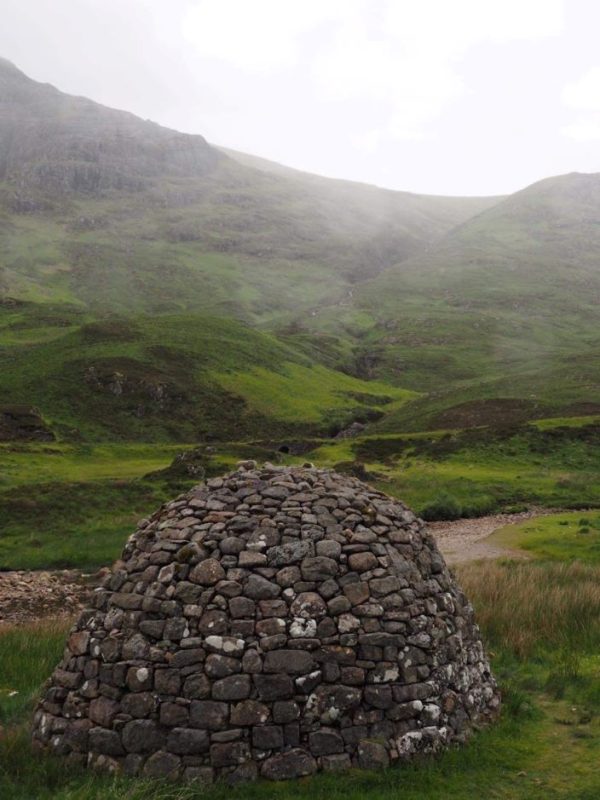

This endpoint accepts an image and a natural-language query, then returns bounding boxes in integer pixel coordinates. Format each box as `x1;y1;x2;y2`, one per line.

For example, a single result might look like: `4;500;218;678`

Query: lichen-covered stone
33;465;500;783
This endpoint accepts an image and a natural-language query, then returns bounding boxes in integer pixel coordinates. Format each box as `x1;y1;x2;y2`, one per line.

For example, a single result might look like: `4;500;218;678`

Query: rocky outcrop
0;405;54;441
32;464;500;783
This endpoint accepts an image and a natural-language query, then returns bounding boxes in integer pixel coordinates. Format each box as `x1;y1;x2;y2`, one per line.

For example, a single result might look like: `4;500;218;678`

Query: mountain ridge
1;57;600;440
0;56;501;318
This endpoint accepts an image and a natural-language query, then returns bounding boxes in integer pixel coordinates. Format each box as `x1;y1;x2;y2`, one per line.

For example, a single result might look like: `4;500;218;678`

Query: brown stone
348;552;378;573
230;699;270;726
343;582;370;605
88;696;119;728
190;559;225;585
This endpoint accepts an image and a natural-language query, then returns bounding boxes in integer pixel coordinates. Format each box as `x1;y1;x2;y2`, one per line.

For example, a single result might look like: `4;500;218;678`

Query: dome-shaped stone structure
33;464;500;783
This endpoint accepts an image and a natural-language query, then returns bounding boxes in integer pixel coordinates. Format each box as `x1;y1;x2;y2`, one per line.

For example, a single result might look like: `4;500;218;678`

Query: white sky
2;0;599;196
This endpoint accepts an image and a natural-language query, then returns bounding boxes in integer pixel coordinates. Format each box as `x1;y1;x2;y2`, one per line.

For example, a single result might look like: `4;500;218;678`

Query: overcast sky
2;0;599;196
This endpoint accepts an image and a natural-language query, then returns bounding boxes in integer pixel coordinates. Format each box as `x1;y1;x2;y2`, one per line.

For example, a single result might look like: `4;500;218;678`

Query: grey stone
290;591;327;619
261;748;317;780
205;654;241;679
33;465;500;785
230;699;270;726
154;669;181;695
309;728;344;755
212;674;252;701
190;559;225;585
254;674;294;701
121;692;156;718
142;750;181;779
301;556;338;581
276;565;301;586
316;540;342;559
267;540;313;567
183;673;211;699
327;595;351;615
272;700;300;723
357;740;390;769
245;574;281;600
252;724;283;750
220;537;246;554
189;700;229;730
229;596;255;618
322;753;352;771
88;696;119;728
167;727;210;754
348;552;378;573
126;665;153;692
264;650;316;675
88;728;125;756
159;702;189;727
210;741;251;768
122;720;165;753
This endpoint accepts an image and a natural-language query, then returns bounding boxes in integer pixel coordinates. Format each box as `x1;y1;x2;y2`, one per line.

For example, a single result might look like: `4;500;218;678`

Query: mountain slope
337;172;600;428
0;58;499;321
0;300;415;441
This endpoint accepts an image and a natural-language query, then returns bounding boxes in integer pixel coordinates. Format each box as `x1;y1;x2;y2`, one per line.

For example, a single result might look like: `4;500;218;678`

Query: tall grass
0;618;69;723
457;560;600;658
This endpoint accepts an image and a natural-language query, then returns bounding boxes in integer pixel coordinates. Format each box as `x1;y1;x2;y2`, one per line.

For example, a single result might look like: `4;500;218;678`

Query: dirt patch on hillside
431;398;549;429
0;570;94;627
429;508;557;564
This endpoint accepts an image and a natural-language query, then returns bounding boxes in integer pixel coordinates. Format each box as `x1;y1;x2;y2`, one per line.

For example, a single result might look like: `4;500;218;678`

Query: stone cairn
32;464;500;783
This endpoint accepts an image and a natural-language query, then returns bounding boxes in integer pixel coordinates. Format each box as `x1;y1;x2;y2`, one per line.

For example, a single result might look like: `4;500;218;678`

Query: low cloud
562;66;600;141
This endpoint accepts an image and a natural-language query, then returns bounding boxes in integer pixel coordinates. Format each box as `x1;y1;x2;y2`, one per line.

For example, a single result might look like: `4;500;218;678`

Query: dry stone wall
32;463;500;783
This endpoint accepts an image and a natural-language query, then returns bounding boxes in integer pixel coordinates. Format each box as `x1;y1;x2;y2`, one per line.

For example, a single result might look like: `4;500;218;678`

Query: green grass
0;619;69;724
533;415;600;430
216;363;416;425
0;306;415;442
490;512;600;563
0;480;180;570
0;443;192;489
306;423;600;517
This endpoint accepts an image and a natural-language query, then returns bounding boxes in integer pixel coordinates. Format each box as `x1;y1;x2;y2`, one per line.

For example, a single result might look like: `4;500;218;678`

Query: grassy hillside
0;300;414;442
299;172;600;430
4;58;599;440
0;58;497;323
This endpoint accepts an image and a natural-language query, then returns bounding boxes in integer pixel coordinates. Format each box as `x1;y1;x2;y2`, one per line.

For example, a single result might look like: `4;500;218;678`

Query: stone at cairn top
33;463;500;784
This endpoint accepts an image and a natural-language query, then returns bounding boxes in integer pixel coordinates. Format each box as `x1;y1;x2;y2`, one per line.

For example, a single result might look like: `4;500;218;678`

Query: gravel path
0;569;94;627
429;508;557;565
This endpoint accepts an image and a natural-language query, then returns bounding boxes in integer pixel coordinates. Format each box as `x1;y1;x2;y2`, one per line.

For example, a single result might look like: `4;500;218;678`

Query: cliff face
0;58;220;199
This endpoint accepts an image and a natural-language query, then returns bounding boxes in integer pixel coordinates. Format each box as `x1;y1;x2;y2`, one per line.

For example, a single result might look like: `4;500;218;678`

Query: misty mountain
1;57;599;440
0;58;497;320
341;171;600;429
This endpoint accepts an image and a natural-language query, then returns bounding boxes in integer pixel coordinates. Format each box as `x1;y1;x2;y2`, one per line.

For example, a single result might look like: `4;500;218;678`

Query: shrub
420;492;462;521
